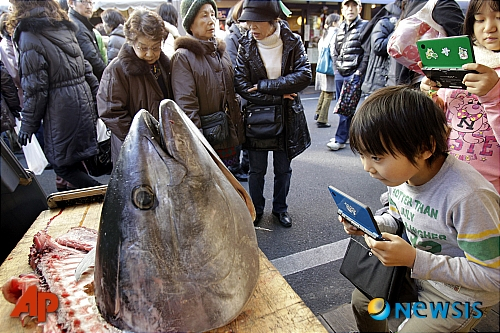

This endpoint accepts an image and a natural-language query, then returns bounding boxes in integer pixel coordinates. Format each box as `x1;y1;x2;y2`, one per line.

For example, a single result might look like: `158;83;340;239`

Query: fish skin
94;100;259;332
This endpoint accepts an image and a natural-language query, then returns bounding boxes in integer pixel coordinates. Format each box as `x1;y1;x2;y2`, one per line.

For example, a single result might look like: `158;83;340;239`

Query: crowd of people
0;0;498;331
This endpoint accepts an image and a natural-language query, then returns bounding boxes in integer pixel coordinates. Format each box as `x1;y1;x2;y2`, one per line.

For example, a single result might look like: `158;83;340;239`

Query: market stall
0;198;327;332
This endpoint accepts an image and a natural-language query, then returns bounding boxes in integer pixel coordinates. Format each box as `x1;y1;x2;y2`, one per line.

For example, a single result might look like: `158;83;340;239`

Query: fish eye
131;185;155;210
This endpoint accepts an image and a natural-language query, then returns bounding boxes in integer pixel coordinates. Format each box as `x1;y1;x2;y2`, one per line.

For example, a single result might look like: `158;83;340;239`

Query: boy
343;85;499;332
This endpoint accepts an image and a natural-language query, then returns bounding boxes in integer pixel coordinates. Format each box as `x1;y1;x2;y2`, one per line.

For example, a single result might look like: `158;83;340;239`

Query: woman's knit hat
180;0;217;35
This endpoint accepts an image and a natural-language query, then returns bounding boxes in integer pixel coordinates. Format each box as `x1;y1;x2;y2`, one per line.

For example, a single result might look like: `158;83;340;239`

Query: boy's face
358;150;432;187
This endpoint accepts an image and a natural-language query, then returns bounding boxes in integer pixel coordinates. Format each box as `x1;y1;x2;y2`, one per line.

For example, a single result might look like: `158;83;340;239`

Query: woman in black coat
234;0;311;228
11;0;101;189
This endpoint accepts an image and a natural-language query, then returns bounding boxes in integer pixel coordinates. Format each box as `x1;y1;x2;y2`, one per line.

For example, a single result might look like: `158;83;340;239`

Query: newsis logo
367;298;483;321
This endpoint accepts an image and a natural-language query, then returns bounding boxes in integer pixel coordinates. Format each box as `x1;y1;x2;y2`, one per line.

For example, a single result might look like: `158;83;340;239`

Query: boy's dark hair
463;0;499;42
156;2;179;27
349;85;449;167
101;8;125;31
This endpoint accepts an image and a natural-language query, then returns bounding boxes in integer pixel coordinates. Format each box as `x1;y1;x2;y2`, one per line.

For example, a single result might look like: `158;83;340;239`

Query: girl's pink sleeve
478;75;500;142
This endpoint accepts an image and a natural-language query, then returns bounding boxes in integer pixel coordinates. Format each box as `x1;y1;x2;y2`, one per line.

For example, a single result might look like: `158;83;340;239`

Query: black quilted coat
333;16;368;77
13;12;99;167
234;20;312;160
69;8;106;81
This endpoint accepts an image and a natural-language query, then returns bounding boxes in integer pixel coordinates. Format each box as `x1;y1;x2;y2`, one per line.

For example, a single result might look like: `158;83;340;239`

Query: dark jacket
69;8;106;81
234;21;312;160
97;44;173;162
333;16;368;77
361;2;401;94
13;14;99;167
1;60;21;133
224;23;243;67
107;24;125;64
171;35;244;150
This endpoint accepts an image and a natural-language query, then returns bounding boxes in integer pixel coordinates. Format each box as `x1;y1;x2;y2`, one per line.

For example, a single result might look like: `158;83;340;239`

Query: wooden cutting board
0;202;327;333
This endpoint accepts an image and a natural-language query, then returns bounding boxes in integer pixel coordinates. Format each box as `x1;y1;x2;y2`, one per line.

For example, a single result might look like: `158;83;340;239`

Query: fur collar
117;43;171;76
174;35;226;56
13;16;77;43
474;45;500;69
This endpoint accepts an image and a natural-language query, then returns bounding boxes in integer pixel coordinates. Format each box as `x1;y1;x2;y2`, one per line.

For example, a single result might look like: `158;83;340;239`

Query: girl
420;0;500;193
314;13;340;128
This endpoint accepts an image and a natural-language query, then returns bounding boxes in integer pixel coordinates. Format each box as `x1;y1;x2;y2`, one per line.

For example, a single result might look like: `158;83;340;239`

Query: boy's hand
364;233;416;268
338;215;365;236
462;63;500;97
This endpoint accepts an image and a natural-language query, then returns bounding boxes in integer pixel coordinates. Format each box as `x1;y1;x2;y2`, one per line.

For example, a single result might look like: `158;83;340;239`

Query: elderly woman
171;0;244;171
234;0;312;228
97;9;173;163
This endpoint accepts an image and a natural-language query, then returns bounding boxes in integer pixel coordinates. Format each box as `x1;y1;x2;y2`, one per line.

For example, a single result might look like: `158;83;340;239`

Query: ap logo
10;285;59;322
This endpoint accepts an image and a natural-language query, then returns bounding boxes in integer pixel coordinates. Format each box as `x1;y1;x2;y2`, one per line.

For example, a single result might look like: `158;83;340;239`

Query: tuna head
94;100;259;332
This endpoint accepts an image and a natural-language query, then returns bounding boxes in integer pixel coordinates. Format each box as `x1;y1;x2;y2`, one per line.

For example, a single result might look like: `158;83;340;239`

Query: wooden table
0;202;327;333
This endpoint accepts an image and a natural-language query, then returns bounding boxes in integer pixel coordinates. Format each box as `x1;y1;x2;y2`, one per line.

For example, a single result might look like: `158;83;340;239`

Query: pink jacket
437;54;499;193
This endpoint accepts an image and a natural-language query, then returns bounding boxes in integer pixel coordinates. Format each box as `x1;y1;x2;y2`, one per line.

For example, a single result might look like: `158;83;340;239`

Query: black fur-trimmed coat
13;13;99;167
171;35;244;150
97;43;173;163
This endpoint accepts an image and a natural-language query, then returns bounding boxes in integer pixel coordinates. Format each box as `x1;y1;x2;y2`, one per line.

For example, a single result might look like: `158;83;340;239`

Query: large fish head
95;100;259;332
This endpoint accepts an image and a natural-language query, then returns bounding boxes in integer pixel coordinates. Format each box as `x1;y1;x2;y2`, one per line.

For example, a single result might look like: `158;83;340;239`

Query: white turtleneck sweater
255;23;283;79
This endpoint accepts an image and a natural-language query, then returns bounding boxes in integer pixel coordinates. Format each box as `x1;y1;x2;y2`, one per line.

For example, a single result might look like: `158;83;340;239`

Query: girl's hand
247;84;258;92
462;63;500;97
283;93;297;100
418;61;440;96
338;215;365;236
420;76;440;95
364;233;416;268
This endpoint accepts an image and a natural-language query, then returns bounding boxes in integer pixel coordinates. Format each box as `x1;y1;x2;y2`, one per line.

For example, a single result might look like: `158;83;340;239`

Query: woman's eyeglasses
134;43;162;53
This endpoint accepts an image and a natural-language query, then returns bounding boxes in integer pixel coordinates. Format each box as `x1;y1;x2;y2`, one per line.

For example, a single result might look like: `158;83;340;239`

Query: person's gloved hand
11;108;21;118
17;130;33;146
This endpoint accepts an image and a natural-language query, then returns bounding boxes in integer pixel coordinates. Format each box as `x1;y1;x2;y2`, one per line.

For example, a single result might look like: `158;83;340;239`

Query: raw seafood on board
2;227;120;333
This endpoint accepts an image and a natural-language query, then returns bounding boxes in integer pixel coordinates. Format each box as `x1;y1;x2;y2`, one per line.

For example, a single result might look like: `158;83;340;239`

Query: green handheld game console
417;35;477;89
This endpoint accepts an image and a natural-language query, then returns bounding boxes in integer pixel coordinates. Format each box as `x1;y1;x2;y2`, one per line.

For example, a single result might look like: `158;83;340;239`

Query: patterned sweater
377;155;500;307
437;45;500;193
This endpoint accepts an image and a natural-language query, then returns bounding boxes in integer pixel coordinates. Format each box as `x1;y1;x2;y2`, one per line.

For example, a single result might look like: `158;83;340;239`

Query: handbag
340;223;418;306
387;0;447;75
316;32;335;76
200;111;229;146
245;105;283;139
84;118;112;177
333;76;362;117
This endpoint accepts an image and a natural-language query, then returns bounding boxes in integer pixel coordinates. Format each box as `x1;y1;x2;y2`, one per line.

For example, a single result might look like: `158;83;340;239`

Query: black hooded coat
13;12;99;167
